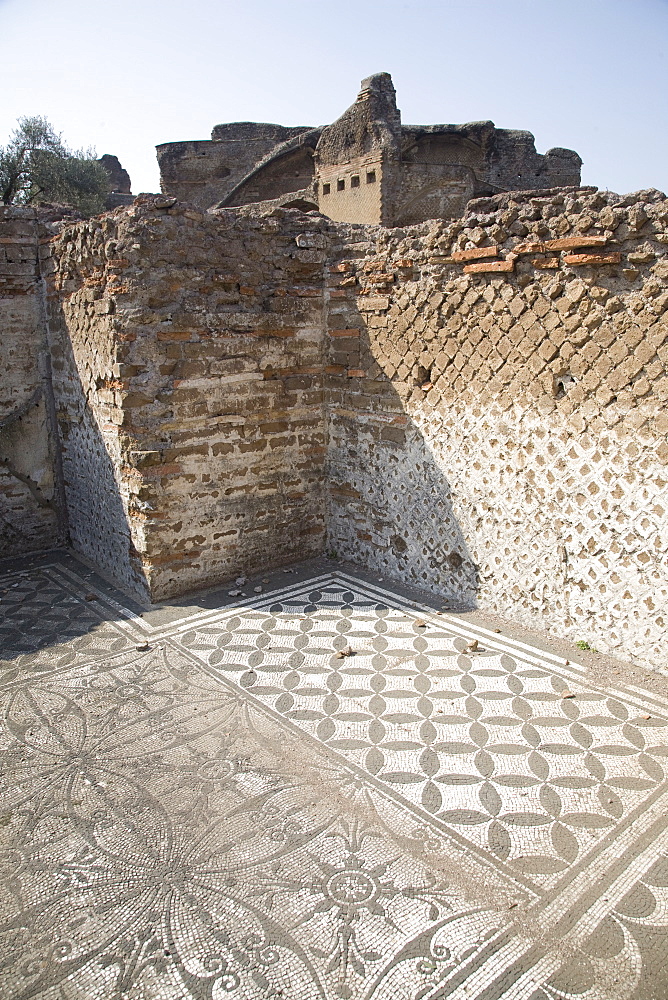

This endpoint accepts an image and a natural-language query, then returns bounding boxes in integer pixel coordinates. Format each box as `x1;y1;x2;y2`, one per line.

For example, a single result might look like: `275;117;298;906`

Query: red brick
452;245;499;262
463;260;514;274
563;252;621;266
531;257;561;269
545;235;609;251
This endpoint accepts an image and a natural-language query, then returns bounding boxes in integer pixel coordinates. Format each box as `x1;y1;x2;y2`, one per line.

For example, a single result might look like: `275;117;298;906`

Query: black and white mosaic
1;558;667;999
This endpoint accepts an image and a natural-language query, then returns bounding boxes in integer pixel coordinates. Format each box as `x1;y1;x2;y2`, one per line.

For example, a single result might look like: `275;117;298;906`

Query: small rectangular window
366;170;376;184
322;182;331;195
337;178;345;191
351;175;360;188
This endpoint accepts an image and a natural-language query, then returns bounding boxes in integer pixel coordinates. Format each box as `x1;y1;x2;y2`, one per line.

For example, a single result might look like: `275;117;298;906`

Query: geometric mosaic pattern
2;558;668;999
177;575;668;892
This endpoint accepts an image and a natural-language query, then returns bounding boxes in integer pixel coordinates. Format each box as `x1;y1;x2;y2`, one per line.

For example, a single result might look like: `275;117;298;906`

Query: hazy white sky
1;0;666;197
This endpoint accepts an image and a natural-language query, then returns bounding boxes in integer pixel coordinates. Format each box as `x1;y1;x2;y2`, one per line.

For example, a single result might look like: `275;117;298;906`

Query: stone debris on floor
2;554;668;999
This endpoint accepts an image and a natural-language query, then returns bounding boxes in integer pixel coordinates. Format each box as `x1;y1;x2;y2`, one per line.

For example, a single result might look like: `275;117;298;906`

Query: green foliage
575;640;598;652
0;115;109;216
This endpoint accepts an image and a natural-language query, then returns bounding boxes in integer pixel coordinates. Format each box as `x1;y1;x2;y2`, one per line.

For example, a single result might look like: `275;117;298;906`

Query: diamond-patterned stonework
325;188;668;670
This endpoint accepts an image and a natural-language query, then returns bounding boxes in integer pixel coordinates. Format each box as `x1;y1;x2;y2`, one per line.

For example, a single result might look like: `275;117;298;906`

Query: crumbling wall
325;187;668;668
315;74;402;226
158;124;314;212
28;183;668;669
0;207;64;556
397;128;582;227
98;154;134;210
161;75;581;223
45;210;146;597
46;198;328;600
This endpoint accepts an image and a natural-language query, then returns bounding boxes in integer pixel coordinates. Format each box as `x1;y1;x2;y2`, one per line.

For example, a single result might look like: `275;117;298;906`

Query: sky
0;0;667;198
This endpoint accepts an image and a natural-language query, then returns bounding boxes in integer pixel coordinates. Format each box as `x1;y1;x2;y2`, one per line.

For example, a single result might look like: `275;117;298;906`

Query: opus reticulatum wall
324;186;668;669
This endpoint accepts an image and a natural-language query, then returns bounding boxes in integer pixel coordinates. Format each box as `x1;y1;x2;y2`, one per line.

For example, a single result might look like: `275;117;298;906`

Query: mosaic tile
2;558;668;998
0;567;136;677
176;574;668;891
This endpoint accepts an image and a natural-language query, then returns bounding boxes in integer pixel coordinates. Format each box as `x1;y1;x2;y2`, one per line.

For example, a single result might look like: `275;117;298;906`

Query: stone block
514;235;607;254
295;233;326;249
157;330;195;341
357;296;390;311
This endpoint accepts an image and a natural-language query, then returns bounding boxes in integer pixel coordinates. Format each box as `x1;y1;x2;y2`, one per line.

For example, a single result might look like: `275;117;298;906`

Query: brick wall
46;197;328;600
317;159;384;225
0;207;64;557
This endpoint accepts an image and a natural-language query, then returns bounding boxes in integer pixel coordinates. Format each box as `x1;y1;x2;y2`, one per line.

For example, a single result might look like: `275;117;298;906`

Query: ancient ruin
2;73;668;1000
3;176;665;667
157;73;582;223
98;153;134;210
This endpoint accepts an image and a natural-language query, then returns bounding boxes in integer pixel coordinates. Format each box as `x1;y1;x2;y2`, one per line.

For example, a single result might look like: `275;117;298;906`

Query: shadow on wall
325;297;479;609
47;295;151;605
42;203;478;614
47;283;479;613
0;272;65;556
0;395;62;554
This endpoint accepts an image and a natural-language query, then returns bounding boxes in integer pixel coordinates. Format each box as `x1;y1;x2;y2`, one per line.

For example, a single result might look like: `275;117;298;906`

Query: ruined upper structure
156;73;582;224
98;154;134;210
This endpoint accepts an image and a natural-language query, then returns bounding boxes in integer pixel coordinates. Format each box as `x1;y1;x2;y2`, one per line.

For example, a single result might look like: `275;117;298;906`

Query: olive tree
0;116;109;216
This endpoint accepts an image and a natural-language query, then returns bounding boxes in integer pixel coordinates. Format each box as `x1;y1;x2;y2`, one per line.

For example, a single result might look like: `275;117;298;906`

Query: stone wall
226;143;318;209
158;74;581;225
324;186;668;669
315;74;401;226
0;207;64;556
45;197;328;600
396;131;582;227
157;124;315;212
45;211;145;597
35;184;668;670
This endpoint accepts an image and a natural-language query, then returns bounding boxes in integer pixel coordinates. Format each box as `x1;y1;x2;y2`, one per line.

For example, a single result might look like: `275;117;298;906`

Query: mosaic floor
2;554;668;1000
